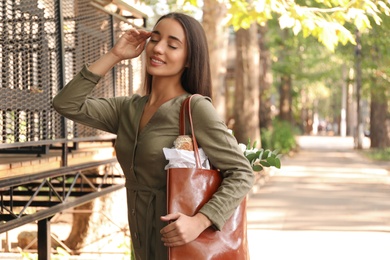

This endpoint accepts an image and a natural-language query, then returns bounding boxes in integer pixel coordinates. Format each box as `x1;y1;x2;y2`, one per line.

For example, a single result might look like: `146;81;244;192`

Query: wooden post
38;218;51;260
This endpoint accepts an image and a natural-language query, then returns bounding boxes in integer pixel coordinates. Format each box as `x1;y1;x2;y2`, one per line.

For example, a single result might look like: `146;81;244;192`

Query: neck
147;77;187;106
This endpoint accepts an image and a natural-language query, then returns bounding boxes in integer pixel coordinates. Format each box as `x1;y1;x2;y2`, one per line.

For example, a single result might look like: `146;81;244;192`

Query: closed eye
150;38;177;49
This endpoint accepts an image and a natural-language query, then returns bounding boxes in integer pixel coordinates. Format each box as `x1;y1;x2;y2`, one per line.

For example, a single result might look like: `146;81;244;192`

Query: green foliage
20;247;70;260
260;127;273;151
154;0;390;51
242;139;281;172
360;12;390;99
268;18;348;129
117;237;135;260
225;0;390;51
363;148;390;161
261;119;298;154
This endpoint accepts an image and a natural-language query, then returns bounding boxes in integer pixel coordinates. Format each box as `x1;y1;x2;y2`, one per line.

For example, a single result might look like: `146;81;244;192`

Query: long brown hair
144;12;212;97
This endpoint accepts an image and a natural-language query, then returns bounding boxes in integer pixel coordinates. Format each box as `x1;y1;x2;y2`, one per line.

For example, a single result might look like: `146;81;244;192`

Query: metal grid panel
63;0;115;139
0;0;144;147
1;0;58;144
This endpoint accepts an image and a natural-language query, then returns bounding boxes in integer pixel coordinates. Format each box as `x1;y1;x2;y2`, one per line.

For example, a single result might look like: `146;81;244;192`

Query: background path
247;136;390;260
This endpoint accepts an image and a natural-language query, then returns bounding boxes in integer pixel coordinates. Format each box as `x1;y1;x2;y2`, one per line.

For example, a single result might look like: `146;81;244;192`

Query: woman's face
145;18;188;79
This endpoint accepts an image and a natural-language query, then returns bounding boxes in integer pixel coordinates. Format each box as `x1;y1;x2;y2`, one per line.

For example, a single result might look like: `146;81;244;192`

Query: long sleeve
191;95;255;230
52;65;128;134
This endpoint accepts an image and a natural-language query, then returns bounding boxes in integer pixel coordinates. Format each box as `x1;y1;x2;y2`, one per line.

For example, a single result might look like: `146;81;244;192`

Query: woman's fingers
160;213;180;222
160;213;207;247
111;29;150;59
125;29;151;43
160;213;185;246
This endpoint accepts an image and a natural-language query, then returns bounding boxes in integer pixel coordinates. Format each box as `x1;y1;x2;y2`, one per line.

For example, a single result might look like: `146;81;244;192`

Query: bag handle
179;95;202;168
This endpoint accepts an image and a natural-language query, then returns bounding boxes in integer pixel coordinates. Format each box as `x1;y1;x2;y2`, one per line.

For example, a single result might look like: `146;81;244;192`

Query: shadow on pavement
247;135;390;260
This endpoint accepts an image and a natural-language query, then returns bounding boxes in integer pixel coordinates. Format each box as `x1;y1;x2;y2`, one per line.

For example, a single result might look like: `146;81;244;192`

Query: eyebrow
151;31;183;44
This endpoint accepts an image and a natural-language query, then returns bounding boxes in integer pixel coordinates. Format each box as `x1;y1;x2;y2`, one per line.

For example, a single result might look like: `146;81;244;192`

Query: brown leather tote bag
167;95;249;260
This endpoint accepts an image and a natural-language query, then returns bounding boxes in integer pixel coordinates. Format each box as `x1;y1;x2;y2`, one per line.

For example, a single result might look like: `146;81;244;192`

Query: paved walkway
247;136;390;260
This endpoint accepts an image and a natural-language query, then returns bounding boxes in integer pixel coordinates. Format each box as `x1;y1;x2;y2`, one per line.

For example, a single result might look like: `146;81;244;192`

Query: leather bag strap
179;96;190;135
179;95;202;168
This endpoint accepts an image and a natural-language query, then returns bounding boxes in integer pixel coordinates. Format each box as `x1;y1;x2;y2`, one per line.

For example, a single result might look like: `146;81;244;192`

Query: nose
152;41;164;54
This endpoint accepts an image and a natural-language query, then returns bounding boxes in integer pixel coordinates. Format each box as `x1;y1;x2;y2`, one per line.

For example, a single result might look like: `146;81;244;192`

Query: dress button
132;209;135;215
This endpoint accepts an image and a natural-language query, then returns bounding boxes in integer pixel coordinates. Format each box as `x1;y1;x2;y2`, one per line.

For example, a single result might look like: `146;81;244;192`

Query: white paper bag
163;148;211;170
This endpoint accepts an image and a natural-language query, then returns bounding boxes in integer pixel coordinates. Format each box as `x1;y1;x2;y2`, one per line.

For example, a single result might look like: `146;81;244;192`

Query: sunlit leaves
279;13;296;29
187;0;199;6
378;1;390;15
346;8;372;30
228;0;271;29
177;0;390;52
224;0;390;51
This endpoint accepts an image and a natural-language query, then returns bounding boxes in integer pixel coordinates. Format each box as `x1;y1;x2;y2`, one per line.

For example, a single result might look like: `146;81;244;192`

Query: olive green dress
52;65;255;260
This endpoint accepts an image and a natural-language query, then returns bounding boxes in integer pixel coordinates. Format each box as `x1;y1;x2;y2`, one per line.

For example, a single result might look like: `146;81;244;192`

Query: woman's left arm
191;96;255;229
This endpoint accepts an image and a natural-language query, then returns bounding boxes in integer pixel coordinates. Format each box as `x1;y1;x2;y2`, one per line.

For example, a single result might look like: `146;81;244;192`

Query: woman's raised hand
88;29;151;76
110;29;151;61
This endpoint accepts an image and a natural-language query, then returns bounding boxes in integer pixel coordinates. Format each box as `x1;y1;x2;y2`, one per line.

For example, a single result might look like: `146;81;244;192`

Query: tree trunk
369;43;390;148
354;30;364;149
202;0;228;120
300;88;312;134
370;80;390;148
278;29;293;123
64;201;94;251
279;75;292;122
346;70;357;136
62;169;129;254
258;25;273;130
233;24;260;144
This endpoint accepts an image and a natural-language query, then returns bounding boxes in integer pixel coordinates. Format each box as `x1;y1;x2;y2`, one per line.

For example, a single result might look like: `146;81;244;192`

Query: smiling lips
150;57;165;65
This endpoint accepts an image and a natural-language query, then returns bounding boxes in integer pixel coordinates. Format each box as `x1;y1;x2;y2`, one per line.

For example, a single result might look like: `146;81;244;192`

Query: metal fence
0;0;146;151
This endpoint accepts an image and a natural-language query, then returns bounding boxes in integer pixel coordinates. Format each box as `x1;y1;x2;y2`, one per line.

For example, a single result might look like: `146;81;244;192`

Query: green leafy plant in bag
238;140;281;172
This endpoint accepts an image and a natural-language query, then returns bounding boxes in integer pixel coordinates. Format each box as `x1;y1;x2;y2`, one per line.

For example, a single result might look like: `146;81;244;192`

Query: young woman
53;12;254;260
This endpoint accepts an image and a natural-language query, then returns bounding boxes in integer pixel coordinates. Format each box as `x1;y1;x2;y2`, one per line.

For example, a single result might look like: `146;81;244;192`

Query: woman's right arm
52;29;151;133
52;65;126;133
